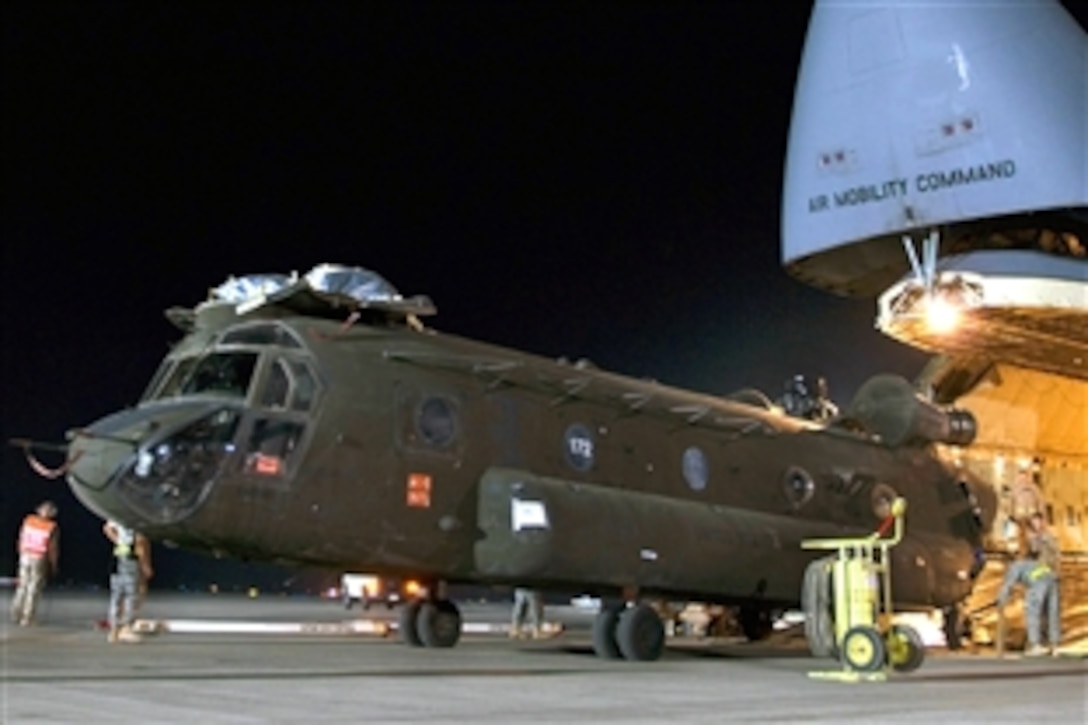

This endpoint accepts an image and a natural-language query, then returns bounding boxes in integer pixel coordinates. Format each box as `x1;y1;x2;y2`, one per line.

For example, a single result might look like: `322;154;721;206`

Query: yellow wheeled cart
801;497;925;682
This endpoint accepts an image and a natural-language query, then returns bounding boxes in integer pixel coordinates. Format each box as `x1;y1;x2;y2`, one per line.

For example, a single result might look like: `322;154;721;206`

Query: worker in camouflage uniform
997;516;1060;657
103;520;153;643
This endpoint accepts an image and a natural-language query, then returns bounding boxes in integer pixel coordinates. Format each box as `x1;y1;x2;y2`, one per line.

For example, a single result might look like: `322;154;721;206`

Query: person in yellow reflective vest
103;520;154;643
997;542;1060;657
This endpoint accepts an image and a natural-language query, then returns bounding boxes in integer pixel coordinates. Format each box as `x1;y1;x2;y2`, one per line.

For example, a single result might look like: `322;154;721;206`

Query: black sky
3;2;1085;587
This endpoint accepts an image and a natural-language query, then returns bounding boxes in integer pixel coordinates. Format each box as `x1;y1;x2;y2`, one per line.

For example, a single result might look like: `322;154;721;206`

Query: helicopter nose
67;433;138;492
66;431;142;523
66;401;241;527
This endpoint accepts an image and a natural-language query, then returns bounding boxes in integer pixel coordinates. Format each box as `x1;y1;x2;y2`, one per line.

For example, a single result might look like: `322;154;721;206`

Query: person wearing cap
11;501;60;626
777;374;838;422
997;529;1060;657
103;520;153;643
1009;469;1044;523
1026;511;1062;652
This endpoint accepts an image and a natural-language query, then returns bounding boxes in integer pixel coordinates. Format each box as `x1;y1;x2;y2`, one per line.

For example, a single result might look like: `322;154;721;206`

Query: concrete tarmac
2;591;1085;724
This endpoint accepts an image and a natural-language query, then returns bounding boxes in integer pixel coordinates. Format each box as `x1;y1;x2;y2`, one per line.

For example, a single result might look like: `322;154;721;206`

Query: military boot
117;625;143;643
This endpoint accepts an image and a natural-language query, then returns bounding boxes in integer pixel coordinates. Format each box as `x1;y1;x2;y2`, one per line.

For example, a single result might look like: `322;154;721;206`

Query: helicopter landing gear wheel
592;604;624;659
615;603;665;661
399;599;424;647
417;599;462;648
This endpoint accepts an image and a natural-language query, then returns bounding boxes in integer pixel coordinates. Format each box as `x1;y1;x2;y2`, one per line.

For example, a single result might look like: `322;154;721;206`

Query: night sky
4;2;1085;589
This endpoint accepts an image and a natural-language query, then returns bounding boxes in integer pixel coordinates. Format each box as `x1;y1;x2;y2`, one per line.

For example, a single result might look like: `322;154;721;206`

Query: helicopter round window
563;423;595;472
682;446;708;491
871;482;898;519
417;397;458;449
782;466;815;509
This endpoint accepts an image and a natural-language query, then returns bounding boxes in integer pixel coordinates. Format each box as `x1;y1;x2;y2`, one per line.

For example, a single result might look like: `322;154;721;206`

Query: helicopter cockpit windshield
111;321;322;524
141;321;311;404
182;352;259;398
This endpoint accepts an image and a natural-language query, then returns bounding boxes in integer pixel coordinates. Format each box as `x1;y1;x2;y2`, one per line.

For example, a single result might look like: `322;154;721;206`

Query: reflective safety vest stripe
112;525;135;559
18;515;55;556
1029;563;1051;581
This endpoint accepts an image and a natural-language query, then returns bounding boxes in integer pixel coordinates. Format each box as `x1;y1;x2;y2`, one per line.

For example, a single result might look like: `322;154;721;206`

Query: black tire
417;599;462;649
842;625;886;673
738;604;774;642
887;624;925;673
615;603;665;662
591;604;624;659
399;599;424;647
802;556;835;658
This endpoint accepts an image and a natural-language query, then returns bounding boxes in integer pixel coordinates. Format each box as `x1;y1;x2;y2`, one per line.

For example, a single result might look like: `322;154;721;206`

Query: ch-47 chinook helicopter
18;263;994;662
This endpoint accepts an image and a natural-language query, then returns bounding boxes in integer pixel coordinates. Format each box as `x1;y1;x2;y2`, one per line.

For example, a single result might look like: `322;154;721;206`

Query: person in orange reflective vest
11;501;60;626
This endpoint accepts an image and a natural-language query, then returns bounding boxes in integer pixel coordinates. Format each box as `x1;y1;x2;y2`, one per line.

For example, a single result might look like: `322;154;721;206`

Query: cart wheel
887;623;925;672
842;625;886;673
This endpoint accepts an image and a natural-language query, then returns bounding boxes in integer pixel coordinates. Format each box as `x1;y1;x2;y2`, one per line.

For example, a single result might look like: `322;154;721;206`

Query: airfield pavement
1;590;1085;724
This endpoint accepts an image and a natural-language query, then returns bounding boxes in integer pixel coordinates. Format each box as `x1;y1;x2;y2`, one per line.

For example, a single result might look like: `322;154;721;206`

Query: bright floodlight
923;294;960;334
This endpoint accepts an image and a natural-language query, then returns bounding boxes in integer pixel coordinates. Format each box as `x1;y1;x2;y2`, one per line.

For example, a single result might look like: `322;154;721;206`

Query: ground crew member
1009;470;1044;522
1026;512;1061;644
510;587;544;639
1027;512;1060;574
996;547;1059;657
103;520;153;643
11;501;60;626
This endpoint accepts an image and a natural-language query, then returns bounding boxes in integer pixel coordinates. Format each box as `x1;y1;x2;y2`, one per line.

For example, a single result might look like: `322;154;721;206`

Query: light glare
923;294;960;334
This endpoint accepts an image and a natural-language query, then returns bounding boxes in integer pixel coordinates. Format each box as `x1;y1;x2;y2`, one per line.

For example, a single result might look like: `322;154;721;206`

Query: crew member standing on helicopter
778;374;838;422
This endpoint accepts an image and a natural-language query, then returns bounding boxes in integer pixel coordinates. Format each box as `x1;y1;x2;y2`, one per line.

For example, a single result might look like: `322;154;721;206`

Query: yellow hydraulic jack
801;497;925;682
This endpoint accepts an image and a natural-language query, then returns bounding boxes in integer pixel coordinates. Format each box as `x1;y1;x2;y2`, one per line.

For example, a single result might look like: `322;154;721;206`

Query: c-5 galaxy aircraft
26;263;994;661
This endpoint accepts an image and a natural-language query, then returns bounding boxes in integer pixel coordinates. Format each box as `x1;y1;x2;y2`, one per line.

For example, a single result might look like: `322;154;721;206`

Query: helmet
787;374;808;395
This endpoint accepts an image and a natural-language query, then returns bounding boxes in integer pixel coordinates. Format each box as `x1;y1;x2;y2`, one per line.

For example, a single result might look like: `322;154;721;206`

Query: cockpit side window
254;357;320;411
289;360;317;412
259;359;291;409
182;352;259;398
140;360;173;402
144;357;199;401
244;418;305;478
